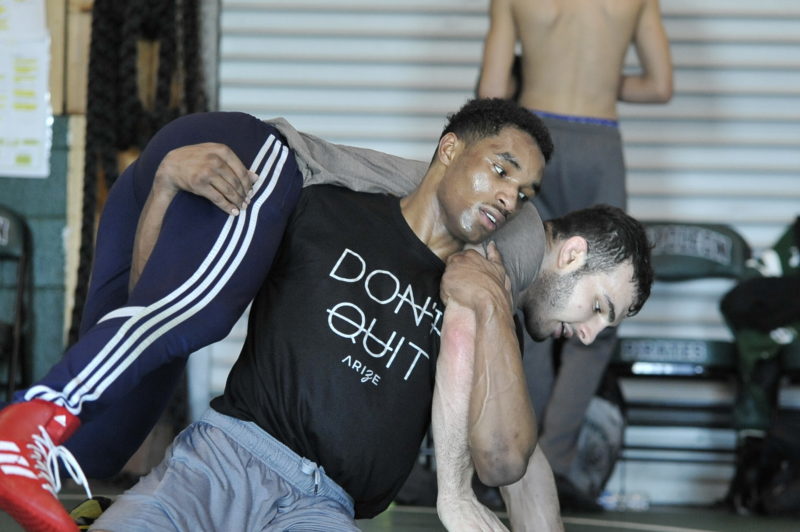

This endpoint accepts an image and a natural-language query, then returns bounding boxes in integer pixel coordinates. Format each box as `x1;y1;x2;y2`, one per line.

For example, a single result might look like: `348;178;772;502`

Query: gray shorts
530;111;626;221
91;409;358;531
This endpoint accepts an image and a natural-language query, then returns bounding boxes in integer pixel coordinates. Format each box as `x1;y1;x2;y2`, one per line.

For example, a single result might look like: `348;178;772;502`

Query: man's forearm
619;0;673;103
500;445;565;532
468;293;537;486
618;73;672;103
438;245;537;486
433;303;509;531
433;304;477;501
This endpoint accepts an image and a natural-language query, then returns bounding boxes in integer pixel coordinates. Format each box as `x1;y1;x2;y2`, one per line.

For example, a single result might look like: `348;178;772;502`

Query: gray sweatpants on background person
524;328;618;478
526;112;626;482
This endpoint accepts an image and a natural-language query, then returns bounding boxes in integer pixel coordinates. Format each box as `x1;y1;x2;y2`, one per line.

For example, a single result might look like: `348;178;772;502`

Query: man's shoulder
492;203;546;304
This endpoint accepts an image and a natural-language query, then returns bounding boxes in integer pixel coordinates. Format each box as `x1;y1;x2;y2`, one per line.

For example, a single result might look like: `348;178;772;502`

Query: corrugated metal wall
188;0;800;506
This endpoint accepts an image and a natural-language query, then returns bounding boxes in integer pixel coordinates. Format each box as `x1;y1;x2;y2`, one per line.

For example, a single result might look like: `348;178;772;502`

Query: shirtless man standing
478;0;673;509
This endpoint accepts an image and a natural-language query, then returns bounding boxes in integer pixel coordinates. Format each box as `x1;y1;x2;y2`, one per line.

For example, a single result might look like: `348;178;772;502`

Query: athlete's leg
538;328;617;477
25;118;301;419
77;160;139;337
63;113;297;477
90;416;360;532
528;115;625;507
62;147;176;479
66;358;185;479
0;112;302;531
532;116;626;219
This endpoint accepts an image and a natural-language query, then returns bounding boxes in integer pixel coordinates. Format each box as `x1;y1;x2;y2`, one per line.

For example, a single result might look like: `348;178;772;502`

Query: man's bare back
479;0;672;119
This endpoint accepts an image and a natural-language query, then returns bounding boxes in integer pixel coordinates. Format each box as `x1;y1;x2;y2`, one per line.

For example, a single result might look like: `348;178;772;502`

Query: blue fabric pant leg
13;112;302;478
64;138;185;478
65;359;186;478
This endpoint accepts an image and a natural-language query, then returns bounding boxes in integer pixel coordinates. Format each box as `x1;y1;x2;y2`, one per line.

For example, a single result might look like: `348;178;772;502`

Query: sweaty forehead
490;128;545;178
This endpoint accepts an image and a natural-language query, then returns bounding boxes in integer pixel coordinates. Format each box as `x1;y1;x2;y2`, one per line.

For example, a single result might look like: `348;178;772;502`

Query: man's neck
399;177;464;261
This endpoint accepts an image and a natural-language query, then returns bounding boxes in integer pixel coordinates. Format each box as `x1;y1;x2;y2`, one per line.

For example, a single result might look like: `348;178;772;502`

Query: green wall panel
0;116;69;383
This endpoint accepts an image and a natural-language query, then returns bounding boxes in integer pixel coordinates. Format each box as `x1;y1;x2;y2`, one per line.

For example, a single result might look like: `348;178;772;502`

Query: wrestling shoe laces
29;425;92;499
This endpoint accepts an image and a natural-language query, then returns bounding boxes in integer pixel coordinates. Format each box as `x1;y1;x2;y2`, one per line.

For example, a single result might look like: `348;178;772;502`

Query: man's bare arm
477;0;517;99
433;304;509;531
619;0;673;103
433;301;562;532
130;143;257;289
434;244;557;530
500;445;565;532
440;244;537;486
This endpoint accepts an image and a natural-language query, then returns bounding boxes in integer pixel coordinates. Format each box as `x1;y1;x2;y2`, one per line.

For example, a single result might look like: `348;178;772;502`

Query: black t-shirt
212;185;445;518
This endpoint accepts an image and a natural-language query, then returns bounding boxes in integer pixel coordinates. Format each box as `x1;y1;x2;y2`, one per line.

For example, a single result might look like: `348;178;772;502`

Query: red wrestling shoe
0;399;90;532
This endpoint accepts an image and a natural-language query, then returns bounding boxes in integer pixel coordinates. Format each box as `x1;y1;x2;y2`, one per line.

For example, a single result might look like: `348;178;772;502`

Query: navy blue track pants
16;112;302;477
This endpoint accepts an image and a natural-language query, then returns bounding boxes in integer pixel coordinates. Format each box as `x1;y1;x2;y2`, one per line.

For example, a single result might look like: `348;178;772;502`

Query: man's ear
556;235;588;272
436;132;460;166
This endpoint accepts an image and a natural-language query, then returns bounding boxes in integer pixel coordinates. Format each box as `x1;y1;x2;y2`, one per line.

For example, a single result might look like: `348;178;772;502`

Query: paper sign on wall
0;0;52;179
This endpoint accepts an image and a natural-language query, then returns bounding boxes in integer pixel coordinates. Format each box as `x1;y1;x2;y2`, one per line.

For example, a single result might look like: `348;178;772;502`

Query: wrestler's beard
523;269;580;341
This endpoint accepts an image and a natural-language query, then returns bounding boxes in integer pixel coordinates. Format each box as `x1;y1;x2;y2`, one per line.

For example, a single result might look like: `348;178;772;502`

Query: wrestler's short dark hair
547;204;654;317
440;98;554;163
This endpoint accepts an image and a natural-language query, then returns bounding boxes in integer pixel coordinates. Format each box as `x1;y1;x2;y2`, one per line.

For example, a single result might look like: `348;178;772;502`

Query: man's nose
576;319;605;346
496;186;518;215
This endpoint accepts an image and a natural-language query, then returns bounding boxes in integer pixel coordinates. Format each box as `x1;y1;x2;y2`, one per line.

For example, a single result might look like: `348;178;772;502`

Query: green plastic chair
0;205;32;401
612;221;753;378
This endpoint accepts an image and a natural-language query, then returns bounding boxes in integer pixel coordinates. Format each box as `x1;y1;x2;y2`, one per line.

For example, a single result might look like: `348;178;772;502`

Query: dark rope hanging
69;0;207;346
